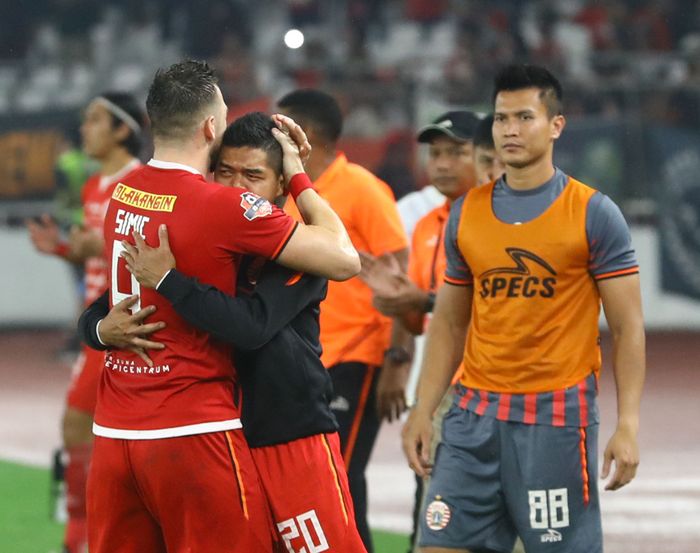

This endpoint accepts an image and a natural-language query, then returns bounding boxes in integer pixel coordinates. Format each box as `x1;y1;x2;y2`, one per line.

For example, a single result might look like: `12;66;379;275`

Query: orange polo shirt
408;201;449;296
408;200;462;383
285;153;408;368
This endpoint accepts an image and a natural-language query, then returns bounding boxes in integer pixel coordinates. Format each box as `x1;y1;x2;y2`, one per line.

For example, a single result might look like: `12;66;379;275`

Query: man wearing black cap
360;110;480;333
359;110;480;551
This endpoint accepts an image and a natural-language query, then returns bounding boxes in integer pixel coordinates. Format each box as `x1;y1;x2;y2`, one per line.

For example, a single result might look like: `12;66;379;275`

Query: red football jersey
94;160;297;439
81;159;141;305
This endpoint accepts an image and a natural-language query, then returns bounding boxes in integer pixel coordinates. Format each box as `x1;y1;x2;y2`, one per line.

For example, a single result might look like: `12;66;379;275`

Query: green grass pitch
0;460;409;552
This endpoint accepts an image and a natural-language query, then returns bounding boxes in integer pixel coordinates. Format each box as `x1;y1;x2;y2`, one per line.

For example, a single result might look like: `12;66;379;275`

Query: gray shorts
419;399;602;553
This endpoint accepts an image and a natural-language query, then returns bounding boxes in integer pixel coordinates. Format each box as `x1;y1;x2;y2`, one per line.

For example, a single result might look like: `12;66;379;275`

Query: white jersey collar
147;158;202;175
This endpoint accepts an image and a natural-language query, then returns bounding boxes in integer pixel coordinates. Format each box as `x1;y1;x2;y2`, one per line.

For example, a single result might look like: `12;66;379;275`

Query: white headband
94;97;141;134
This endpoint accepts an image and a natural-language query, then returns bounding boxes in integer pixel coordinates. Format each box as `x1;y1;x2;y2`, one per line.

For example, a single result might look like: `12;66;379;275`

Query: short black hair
99;91;144;156
221;112;283;176
277;89;343;144
492;64;563;118
473;114;495;150
146;59;219;140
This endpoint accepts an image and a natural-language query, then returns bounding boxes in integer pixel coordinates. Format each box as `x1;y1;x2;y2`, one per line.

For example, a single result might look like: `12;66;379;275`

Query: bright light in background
284;29;304;49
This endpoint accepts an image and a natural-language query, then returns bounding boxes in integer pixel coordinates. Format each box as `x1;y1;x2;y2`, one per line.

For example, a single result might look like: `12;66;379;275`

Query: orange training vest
456;177;602;393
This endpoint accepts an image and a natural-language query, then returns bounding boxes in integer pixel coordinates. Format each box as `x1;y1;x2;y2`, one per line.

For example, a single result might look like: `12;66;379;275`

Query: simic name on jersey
115;209;150;237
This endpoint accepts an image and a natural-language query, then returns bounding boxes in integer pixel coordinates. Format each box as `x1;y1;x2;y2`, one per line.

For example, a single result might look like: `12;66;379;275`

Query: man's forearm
387;319;415;361
611;321;646;431
277;185;359;281
414;312;466;417
78;290;110;351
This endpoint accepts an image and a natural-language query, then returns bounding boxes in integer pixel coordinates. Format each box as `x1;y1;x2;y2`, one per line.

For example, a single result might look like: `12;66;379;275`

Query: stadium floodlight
284;29;305;49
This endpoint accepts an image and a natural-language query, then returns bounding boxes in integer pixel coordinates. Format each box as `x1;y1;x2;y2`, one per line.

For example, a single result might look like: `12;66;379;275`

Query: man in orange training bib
403;64;645;553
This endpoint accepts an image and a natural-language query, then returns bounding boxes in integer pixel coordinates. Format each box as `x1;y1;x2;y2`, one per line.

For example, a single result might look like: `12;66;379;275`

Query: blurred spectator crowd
0;0;699;133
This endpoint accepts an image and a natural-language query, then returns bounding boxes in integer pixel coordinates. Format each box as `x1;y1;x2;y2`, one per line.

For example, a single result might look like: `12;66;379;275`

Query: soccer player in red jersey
87;60;359;553
27;92;143;553
80;112;367;552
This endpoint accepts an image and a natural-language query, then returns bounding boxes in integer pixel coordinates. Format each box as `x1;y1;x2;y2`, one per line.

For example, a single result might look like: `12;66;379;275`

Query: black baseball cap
417;110;481;143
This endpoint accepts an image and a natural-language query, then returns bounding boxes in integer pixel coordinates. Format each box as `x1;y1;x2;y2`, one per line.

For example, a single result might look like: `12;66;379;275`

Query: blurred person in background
54;124;99;354
375;130;418;201
26;92;144;553
278;88;409;553
403;64;645;553
54;125;98;233
357;110;481;552
472;114;506;186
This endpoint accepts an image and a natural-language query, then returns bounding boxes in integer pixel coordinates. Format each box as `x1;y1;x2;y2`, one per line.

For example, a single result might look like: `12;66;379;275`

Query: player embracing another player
80;111;367;552
83;60;359;553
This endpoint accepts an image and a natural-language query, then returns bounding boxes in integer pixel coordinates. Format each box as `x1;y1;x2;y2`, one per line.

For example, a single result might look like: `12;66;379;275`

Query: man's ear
203;115;217;142
551;114;566;140
114;122;131;145
301;123;318;147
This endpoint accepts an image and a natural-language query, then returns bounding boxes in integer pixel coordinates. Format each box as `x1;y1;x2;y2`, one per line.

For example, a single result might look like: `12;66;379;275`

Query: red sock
63;444;92;553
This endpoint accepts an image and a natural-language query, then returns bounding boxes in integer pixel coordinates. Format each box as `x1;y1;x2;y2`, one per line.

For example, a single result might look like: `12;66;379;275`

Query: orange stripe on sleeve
271;221;299;260
594;266;639;281
444;275;473;286
285;272;303;286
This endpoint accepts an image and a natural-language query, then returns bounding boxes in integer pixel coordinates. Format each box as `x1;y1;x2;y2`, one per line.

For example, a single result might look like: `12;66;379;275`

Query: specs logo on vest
479;247;557;299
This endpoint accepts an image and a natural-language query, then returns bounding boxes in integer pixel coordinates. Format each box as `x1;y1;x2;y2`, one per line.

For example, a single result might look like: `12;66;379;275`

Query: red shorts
87;430;274;553
66;346;104;415
251;433;366;553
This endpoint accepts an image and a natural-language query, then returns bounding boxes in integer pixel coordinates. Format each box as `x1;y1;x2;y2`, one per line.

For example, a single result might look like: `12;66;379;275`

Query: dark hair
473;114;495;150
220;112;283;176
277;89;343;144
146;59;219;140
492;64;563;118
99;91;144;156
